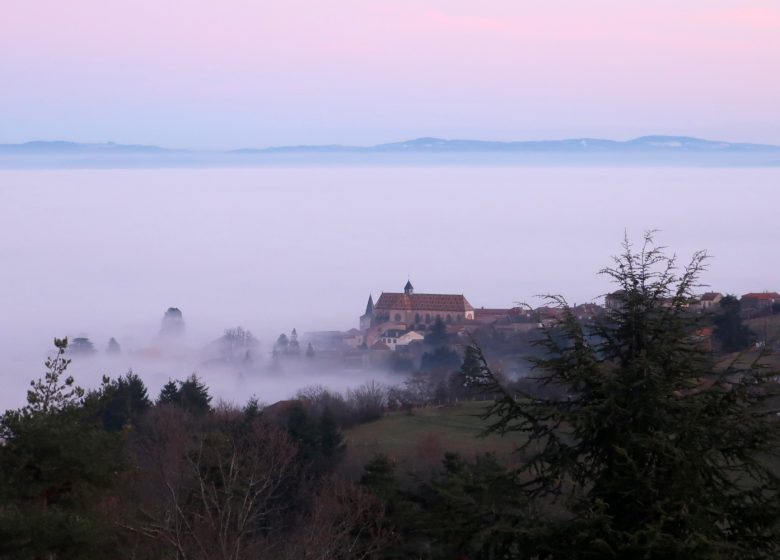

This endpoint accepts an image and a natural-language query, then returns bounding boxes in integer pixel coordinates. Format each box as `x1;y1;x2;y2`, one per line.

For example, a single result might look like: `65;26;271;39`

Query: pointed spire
404;279;414;295
365;294;374;314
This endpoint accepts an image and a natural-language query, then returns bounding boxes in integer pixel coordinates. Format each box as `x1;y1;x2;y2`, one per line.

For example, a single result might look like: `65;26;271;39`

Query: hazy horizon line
4;133;780;153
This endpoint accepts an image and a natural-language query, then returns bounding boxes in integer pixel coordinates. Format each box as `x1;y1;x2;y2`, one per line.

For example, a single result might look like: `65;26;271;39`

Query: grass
340;401;522;479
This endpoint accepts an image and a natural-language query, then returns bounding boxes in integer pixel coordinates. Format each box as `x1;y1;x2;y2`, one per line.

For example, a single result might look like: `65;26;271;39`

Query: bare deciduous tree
124;406;298;560
282;476;396;560
346;381;387;423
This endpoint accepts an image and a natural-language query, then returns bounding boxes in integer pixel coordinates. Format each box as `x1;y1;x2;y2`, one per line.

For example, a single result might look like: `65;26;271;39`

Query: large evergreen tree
713;295;755;352
155;374;211;416
0;339;122;559
461;234;780;558
85;371;151;432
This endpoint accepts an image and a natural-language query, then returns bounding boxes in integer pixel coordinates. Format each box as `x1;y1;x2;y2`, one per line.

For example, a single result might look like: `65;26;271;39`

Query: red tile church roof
374;292;474;313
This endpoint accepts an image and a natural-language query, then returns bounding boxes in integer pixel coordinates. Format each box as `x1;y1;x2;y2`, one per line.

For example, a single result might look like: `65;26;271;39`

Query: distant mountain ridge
2;136;779;168
237;135;780;154
3;135;779;155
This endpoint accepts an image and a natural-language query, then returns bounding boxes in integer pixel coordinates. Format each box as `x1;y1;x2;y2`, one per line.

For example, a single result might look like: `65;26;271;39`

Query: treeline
2;236;779;559
0;341;565;560
0;339;395;559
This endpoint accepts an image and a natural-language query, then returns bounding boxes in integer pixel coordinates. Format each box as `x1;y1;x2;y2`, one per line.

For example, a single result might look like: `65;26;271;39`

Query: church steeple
404;279;414;295
360;294;375;331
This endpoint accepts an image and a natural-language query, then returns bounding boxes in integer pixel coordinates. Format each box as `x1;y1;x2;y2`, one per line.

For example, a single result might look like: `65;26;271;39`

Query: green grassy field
340;401;523;479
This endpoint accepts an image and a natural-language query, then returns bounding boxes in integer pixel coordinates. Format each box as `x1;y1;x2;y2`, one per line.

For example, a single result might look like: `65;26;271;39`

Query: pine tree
463;234;780;558
25;337;84;415
0;338;122;559
86;371;151;431
157;379;180;405
425;317;448;349
289;328;301;356
713;295;755;352
177;374;212;416
318;407;346;461
359;453;397;501
106;337;121;354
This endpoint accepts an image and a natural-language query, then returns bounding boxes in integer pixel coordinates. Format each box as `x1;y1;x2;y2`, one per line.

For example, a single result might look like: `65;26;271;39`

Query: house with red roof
741;292;780;311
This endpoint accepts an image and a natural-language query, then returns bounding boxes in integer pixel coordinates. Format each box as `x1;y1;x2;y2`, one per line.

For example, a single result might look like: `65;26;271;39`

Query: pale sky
2;0;779;149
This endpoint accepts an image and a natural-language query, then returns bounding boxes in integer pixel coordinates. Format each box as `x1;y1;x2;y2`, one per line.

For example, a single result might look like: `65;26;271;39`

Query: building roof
606;290;627;298
572;303;603;311
374;292;474;313
473;308;511;324
404;280;414;291
700;292;722;301
364;294;374;315
535;306;565;318
399;330;424;339
475;308;511;315
742;292;780;300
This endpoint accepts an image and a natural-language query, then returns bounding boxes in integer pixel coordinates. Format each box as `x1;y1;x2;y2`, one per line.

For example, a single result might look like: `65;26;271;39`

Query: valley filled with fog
1;166;778;410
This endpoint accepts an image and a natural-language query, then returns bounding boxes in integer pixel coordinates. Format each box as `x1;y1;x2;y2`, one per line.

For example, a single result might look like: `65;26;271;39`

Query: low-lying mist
2;166;780;412
2;327;402;412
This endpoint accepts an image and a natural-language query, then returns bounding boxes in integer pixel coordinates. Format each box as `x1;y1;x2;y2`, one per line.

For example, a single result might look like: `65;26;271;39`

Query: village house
699;292;723;310
473;306;531;325
303;329;364;351
571;303;605;320
377;328;425;351
741;292;780;311
473;308;513;325
605;290;626;311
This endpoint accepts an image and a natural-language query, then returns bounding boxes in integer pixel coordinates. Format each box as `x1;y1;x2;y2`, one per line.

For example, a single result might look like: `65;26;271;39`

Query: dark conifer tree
86;371;151;432
0;338;122;559
106;337;121;354
156;379;180;406
713;294;755;352
425;317;449;349
177;374;212;416
462;234;780;558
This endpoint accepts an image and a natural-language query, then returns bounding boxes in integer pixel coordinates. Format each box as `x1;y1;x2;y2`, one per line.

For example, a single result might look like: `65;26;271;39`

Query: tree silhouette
462;234;780;558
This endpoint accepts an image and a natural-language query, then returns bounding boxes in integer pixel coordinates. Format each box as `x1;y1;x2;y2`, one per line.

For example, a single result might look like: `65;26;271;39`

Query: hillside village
299;281;780;371
63;281;780;374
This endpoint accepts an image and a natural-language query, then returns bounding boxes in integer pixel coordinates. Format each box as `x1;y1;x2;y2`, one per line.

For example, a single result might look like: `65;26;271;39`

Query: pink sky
1;0;779;148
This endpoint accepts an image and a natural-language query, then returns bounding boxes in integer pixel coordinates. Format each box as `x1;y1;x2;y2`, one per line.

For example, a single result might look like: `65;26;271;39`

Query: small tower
404;279;414;295
360;294;374;331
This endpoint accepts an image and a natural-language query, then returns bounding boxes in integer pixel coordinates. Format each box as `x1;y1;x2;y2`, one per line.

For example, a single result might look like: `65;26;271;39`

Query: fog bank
1;166;778;410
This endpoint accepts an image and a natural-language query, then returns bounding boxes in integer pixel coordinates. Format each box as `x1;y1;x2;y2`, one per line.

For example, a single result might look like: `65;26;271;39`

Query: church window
394;313;401;322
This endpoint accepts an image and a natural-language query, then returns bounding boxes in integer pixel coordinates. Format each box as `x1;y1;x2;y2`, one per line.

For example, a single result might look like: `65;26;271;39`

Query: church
360;280;474;330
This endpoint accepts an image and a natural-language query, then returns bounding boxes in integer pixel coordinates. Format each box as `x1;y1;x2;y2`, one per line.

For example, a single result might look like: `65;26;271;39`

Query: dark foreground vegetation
1;234;779;559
